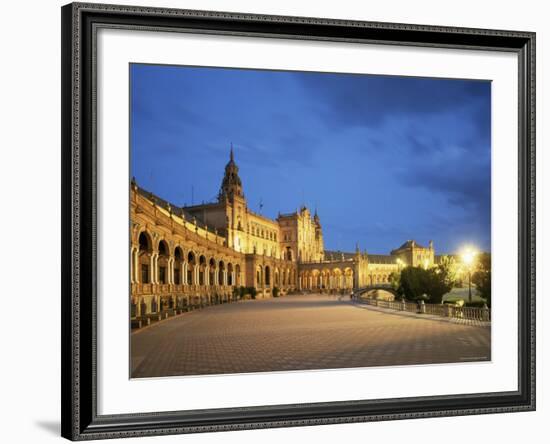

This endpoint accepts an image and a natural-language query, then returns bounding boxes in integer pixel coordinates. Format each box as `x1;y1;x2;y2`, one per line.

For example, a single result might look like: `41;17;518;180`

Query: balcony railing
132;283;239;295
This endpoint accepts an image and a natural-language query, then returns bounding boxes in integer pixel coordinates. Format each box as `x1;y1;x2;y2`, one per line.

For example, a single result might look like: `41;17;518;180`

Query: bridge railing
453;306;491;322
424;303;447;317
356;295;490;323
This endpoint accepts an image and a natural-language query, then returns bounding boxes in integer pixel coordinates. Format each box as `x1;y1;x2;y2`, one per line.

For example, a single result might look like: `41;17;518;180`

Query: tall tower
314;209;325;261
218;144;244;202
217;144;247;251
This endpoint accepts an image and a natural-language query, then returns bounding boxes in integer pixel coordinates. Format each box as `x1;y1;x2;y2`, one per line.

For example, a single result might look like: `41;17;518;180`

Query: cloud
131;64;492;253
295;72;490;129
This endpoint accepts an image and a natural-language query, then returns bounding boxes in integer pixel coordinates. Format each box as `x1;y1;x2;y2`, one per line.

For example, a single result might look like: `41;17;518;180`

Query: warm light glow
423;258;429;269
461;247;477;266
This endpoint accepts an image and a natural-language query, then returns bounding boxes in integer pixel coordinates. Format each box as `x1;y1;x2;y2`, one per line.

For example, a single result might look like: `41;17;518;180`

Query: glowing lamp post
461;248;477;303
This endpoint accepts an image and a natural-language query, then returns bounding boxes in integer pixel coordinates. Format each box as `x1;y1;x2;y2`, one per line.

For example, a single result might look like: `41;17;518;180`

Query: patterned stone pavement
131;293;491;378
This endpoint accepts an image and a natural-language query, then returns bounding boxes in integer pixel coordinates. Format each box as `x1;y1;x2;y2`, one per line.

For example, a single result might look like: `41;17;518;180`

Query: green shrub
272;287;280;298
238;286;245;298
247;286;257;299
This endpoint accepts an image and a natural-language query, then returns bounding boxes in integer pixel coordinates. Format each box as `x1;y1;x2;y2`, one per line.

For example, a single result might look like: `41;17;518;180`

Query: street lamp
461;248;477;303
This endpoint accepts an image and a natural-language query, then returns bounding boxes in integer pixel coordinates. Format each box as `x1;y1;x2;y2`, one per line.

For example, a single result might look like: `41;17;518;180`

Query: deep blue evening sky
130;64;491;255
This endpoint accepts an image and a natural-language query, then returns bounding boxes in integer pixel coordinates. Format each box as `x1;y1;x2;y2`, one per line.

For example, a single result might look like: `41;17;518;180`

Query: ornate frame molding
61;2;535;440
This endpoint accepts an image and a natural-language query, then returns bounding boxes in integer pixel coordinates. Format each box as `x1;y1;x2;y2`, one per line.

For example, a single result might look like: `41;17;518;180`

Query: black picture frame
61;2;536;440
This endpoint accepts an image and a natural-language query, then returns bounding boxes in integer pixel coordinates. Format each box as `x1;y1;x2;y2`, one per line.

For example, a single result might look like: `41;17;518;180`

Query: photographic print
61;6;535;438
129;64;492;379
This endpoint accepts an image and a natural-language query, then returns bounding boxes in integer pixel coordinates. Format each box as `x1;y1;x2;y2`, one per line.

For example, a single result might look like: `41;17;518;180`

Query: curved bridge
353;285;399;297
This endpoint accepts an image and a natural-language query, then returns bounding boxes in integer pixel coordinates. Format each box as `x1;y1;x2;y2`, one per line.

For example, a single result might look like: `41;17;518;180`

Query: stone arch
198;255;207;286
137;231;153;284
256;265;263;286
187;251;196;285
218;260;226;285
157;240;170;284
320;269;330;289
332;268;343;289
311;269;321;289
208;257;216;286
235;263;241;286
227;263;234;286
344;267;354;290
138;230;152;252
174;246;184;285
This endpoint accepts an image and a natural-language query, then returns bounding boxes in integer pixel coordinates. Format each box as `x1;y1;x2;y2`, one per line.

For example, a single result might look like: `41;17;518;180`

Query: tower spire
218;142;243;202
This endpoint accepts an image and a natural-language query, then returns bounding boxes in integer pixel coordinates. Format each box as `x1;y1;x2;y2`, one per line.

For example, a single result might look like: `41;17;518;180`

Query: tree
389;271;403;297
472;252;491;306
437;255;459;287
425;268;453;304
399;265;453;304
399;267;428;301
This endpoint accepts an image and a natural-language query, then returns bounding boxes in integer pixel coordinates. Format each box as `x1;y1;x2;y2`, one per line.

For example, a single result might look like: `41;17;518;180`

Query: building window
174;268;181;285
141;264;149;284
286;247;292;261
159;266;166;284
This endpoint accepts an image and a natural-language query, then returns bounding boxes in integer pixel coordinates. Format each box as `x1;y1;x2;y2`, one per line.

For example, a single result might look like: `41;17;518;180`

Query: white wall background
0;0;546;443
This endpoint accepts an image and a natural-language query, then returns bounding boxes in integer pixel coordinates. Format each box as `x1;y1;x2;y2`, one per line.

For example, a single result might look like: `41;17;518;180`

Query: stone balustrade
356;296;491;323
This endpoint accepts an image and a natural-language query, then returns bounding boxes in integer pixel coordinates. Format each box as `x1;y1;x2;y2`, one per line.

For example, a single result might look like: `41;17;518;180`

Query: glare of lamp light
461;248;477;266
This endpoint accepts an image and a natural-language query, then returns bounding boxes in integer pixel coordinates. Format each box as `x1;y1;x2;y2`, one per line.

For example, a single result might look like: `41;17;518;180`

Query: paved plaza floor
131;293;491;378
